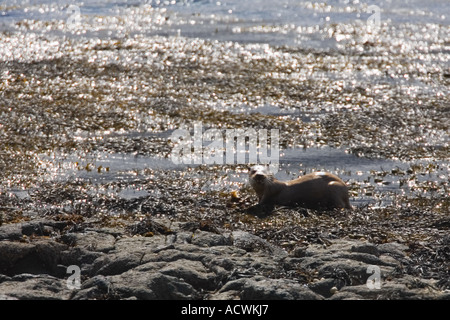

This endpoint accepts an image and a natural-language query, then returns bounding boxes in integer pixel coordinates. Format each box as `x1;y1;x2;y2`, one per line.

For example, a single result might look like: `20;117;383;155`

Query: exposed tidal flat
0;0;449;300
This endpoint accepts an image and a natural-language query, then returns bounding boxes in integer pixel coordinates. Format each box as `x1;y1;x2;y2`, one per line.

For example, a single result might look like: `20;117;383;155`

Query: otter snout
252;173;266;183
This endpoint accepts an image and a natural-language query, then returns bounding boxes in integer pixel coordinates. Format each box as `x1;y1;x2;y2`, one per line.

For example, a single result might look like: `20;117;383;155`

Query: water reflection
35;145;448;208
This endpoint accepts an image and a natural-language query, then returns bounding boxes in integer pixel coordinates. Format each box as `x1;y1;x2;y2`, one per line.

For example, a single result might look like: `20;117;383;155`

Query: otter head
249;165;271;183
249;165;273;199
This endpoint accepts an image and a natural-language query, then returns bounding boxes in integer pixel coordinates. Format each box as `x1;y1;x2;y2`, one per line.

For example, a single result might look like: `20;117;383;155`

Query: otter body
249;165;352;209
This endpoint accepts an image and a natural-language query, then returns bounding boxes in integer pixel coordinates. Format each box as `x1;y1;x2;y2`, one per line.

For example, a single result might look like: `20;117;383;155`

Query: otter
249;165;352;210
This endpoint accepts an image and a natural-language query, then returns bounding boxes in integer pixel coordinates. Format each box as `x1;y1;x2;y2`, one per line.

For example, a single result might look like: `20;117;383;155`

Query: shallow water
32;144;448;209
1;0;448;47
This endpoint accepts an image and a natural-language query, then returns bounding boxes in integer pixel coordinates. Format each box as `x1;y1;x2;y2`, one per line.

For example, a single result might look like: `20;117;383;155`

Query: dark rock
351;243;380;256
0;242;33;274
213;276;322;300
60;247;105;267
377;242;409;258
335;283;416;300
308;278;341;298
110;272;201;299
0;274;72;300
191;230;232;247
0;224;22;240
232;230;287;257
90;251;145;276
0;219;67;240
113;234;167;252
0;240;67;276
0;274;11;283
329;291;364;300
240;276;322;300
21;219;67;237
158;259;217;290
341;252;390;266
290;247;307;258
71;275;115;300
59;231;116;252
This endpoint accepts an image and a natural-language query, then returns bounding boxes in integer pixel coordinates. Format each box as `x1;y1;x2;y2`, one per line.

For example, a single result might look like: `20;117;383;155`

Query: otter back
249;166;351;210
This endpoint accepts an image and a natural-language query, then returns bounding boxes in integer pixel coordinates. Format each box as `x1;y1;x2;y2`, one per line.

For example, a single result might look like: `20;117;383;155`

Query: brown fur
249;165;352;209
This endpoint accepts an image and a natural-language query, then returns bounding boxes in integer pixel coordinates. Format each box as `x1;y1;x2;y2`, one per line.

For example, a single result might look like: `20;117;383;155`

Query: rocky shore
1;216;448;300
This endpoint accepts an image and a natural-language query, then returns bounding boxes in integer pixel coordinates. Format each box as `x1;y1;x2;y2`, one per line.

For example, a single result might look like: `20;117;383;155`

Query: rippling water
0;0;449;207
1;0;448;47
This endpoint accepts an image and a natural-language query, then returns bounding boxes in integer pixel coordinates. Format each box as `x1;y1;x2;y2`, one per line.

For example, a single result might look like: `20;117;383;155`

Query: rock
240;276;323;300
290;246;307;258
0;219;448;300
191;230;232;247
329;291;364;300
351;243;380;256
0;294;18;300
59;231;116;253
0;240;67;276
0;242;34;274
0;219;67;241
71;275;114;300
0;274;72;300
304;239;356;256
335;283;409;300
0;224;22;241
377;242;409;258
232;230;287;257
21;219;67;237
90;251;145;276
60;247;105;268
208;290;241;300
318;260;368;287
109;272;201;299
308;278;341;298
113;234;167;252
158;259;217;291
212;276;322;300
